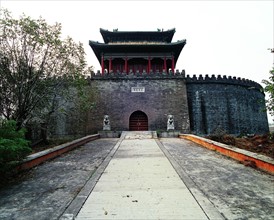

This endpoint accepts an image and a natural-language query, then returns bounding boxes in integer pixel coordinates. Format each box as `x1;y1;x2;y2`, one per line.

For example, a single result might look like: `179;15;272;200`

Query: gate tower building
89;28;185;75
88;28;189;133
87;28;269;135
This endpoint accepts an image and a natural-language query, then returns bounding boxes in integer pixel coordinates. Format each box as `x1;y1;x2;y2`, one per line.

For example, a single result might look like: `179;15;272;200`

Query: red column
109;57;112;73
125;57;128;74
148;57;151;73
172;56;175;74
101;54;104;75
164;57;167;72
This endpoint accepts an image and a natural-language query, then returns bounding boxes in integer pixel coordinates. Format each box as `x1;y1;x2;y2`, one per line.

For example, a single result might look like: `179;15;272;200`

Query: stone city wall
186;74;269;135
48;71;269;136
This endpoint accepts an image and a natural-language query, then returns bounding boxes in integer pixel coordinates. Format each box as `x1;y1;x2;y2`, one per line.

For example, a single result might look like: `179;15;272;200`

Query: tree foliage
0;119;31;174
0;9;90;129
262;67;274;117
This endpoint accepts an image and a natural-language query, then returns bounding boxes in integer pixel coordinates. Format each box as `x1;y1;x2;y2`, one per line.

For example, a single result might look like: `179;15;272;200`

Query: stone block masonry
87;75;190;133
186;74;269;135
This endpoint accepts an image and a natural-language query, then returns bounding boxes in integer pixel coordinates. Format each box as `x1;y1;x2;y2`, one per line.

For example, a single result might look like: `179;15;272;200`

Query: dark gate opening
129;111;148;131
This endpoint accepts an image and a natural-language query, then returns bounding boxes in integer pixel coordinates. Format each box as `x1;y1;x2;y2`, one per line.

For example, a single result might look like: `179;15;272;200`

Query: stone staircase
121;131;158;139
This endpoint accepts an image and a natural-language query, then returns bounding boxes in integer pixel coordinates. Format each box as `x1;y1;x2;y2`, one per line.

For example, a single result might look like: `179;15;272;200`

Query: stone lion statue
167;114;175;131
103;115;111;131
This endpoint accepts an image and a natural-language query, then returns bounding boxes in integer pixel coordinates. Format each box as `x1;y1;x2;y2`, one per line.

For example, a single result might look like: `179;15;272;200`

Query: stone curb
179;134;274;175
17;134;100;172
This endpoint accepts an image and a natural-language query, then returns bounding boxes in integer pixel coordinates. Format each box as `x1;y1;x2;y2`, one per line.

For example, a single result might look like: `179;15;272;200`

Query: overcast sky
1;0;274;121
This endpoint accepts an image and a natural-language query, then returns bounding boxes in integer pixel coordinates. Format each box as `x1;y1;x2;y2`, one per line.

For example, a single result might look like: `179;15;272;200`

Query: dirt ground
206;134;274;159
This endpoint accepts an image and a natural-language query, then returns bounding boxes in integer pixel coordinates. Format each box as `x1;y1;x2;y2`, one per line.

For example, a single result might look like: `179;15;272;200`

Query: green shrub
268;132;274;140
0;120;32;174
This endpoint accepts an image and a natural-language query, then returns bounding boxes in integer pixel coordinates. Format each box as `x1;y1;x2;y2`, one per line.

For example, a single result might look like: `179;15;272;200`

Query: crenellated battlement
185;73;263;91
89;70;263;91
89;69;186;80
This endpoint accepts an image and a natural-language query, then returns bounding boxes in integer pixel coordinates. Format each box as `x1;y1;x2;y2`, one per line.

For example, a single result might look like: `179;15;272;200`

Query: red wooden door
129;111;148;131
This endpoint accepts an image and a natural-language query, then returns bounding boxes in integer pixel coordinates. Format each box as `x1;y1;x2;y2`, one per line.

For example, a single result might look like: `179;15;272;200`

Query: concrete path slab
76;132;215;219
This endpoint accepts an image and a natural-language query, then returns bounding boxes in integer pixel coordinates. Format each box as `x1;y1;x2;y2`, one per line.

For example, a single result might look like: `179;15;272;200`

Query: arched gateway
129;111;148;131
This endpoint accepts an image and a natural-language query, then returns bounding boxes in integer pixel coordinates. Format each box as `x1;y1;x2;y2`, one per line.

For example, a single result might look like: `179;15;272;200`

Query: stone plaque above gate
131;87;145;93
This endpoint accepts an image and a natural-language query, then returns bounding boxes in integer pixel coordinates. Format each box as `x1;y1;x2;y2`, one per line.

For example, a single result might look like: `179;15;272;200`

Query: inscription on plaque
131;87;145;93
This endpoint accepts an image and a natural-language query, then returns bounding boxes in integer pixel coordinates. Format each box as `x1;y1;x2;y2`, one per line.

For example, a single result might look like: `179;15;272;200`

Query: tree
0;9;90;131
262;67;274;117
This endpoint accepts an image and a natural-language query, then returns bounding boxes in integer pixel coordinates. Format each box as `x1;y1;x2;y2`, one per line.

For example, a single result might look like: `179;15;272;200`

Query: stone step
121;131;157;139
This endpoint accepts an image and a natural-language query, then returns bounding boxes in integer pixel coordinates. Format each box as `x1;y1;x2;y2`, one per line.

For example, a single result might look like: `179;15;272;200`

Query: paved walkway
75;132;221;220
1;133;272;219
